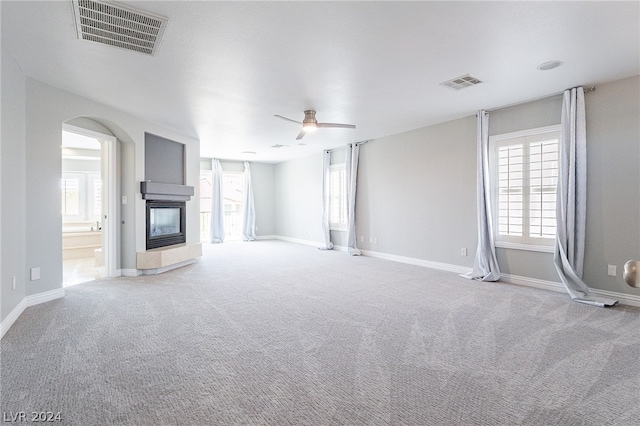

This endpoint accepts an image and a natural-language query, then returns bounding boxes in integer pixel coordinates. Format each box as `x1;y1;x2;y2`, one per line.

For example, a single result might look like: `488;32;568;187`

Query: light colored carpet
1;240;639;425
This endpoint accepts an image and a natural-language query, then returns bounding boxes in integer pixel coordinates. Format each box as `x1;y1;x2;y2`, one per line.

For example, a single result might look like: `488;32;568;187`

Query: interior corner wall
23;78;199;295
274;153;324;244
249;162;276;236
581;76;639;296
356;117;478;264
1;46;27;323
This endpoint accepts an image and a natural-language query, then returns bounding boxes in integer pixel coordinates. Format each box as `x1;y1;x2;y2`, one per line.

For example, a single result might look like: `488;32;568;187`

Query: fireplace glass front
146;201;186;249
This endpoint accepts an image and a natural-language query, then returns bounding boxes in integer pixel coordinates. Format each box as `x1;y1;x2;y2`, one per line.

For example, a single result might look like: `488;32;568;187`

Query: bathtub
62;226;102;260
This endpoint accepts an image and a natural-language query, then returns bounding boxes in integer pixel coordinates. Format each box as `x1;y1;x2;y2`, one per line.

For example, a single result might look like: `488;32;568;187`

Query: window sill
495;241;555;253
330;227;347;232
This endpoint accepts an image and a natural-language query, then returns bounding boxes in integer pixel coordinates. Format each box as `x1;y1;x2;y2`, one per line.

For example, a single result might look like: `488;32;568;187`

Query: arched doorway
61;122;117;286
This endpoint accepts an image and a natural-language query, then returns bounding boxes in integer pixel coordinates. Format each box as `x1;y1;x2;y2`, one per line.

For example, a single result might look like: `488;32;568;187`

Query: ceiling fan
274;110;356;140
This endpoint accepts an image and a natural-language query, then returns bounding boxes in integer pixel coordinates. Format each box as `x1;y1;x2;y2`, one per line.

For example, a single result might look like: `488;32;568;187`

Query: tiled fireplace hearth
137;243;202;273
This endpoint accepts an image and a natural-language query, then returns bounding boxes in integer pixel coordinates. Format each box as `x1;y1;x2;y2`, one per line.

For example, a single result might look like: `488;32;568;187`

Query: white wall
250;162;276;236
1;46;27;322
274;153;324;244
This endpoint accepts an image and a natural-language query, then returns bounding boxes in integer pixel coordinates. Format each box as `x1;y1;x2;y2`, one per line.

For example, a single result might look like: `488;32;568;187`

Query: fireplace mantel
140;181;194;201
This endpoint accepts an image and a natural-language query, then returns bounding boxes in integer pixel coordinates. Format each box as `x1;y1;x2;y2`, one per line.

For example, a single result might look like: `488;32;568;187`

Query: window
490;125;560;252
198;168;244;241
90;175;102;220
61;177;80;216
61;172;101;222
329;163;347;230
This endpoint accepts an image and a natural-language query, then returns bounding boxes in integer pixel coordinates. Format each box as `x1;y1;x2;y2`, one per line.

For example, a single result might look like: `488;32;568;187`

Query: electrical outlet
374;237;378;244
370;237;373;243
12;276;16;290
360;236;364;242
461;248;468;256
607;264;617;277
30;267;40;281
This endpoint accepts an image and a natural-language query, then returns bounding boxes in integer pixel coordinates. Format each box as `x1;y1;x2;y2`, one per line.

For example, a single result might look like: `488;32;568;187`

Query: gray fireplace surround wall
142;133;194;201
141;133;194;251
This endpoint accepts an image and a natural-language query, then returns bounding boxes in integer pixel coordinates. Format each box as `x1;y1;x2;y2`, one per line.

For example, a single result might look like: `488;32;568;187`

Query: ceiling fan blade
317;122;356;129
274;114;302;124
296;130;306;140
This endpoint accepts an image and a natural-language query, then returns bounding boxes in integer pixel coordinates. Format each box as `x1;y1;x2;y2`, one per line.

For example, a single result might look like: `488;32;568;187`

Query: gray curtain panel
209;158;225;243
466;110;501;282
554;87;617;307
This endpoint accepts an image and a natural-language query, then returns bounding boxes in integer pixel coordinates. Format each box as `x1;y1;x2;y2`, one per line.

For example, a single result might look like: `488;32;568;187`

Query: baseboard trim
26;288;65;307
271;235;325;248
500;274;640;307
1;288;65;339
121;269;142;277
1;299;27;339
499;273;566;294
590;288;640;307
355;248;640;308
360;249;473;275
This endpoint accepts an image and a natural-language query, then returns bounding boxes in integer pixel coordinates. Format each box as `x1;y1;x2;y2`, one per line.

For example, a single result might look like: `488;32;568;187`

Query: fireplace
146;200;186;249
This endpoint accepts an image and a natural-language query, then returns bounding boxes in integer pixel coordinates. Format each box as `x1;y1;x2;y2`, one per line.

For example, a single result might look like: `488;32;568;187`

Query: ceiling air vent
72;0;168;56
440;74;483;91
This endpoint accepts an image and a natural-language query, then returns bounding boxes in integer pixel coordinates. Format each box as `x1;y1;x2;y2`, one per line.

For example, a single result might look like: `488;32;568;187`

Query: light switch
30;267;41;281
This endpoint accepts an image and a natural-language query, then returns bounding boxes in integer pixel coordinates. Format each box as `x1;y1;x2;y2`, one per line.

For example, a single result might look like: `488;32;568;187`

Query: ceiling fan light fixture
537;60;563;71
274;109;355;140
302;110;318;132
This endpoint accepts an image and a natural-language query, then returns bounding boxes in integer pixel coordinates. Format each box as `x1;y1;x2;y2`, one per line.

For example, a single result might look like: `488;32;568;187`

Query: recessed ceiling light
240;151;257;155
537;61;563;71
271;144;289;149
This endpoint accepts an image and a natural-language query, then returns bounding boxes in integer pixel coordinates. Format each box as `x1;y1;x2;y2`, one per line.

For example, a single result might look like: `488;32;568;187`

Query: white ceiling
3;1;639;163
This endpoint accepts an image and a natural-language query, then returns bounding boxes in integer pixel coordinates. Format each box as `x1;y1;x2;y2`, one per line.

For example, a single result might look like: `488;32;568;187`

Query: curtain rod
485;86;596;114
324;140;369;153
